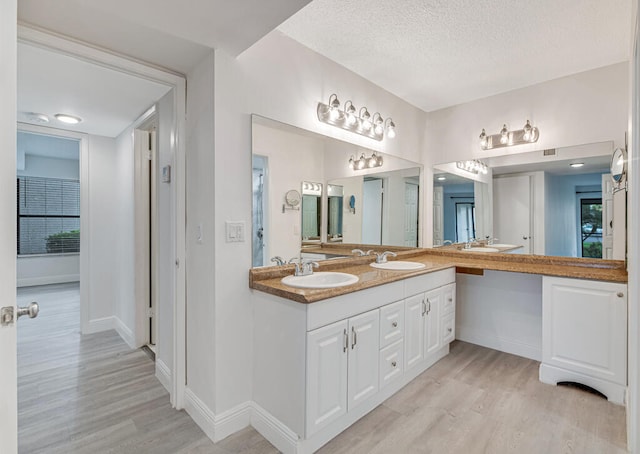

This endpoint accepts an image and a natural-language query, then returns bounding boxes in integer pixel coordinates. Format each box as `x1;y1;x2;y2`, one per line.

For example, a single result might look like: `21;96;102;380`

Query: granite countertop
249;247;627;304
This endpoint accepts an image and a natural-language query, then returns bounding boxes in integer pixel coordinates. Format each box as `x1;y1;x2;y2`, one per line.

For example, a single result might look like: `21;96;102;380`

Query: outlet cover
225;221;245;243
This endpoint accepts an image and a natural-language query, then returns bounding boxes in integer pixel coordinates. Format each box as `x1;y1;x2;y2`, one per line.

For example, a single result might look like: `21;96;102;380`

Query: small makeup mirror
610;147;627;187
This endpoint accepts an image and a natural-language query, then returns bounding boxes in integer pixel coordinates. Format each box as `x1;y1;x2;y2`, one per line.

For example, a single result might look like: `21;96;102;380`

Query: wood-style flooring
17;283;627;453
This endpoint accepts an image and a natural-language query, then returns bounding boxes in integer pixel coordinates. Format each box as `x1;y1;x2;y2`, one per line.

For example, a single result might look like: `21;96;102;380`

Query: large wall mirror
433;141;624;260
252;115;423;267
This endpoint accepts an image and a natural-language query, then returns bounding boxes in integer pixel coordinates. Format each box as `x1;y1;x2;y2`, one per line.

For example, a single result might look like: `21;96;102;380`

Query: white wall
17;154;80;287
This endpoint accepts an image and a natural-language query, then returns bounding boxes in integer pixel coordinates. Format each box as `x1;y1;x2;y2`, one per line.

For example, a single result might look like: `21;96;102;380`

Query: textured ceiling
279;0;632;112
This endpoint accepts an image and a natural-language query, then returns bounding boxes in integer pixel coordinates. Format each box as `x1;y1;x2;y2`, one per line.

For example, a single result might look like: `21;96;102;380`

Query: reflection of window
17;176;80;255
580;198;602;258
455;202;475;243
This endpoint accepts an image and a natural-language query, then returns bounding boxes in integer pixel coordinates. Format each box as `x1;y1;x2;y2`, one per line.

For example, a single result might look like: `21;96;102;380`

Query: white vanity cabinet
252;267;456;454
540;276;627;404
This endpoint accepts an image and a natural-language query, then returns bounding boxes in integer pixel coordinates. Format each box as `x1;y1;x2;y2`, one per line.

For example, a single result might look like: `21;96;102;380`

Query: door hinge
147;307;155;318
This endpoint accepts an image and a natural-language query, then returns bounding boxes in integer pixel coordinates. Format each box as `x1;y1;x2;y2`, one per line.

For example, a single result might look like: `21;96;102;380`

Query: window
580;198;602;258
17;176;80;255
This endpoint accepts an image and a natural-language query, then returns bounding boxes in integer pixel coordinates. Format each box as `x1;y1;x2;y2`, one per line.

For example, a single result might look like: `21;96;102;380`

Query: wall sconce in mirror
348;152;383;171
610;147;627;193
317;93;396;141
456;159;488;175
480;120;539;150
348;195;356;214
282;189;301;213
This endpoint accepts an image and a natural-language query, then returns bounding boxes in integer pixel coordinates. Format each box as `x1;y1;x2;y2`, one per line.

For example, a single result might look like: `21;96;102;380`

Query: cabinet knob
392;321;398;328
448;298;453;302
617;292;624;298
447;327;452;333
391;361;397;368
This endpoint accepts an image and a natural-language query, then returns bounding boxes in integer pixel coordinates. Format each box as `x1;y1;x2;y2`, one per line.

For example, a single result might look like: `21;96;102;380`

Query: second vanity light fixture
457;159;488;175
348;152;383;171
479;120;539;150
317;94;396;141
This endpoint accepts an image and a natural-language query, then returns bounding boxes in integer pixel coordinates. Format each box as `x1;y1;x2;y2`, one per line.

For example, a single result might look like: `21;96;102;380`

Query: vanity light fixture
317;93;397;141
25;112;50;123
54;113;83;124
348;151;383;171
456;159;488;175
479;120;539;150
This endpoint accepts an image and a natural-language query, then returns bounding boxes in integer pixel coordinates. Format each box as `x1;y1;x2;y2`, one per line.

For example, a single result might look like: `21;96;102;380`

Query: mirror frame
610;147;627;187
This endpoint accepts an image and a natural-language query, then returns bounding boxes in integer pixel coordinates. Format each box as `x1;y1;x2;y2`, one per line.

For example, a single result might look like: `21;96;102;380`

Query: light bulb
523;120;532;141
387;127;396;139
479;129;487;148
374;124;384;135
500;124;509;144
348;156;355;170
345;102;356;126
329;108;340;121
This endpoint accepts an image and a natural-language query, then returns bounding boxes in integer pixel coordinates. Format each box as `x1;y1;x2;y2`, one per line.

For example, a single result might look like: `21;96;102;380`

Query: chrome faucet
270;256;285;266
487;237;498;245
374;251;397;264
352;249;374;256
464;238;478;249
288;257;319;276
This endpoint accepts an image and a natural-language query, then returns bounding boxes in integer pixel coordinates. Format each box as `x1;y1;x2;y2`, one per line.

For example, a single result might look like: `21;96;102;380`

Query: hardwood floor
17;284;627;453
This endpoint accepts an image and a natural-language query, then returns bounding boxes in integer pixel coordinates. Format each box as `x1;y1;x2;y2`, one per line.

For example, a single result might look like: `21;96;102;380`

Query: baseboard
85;316;115;334
156;359;172;393
457;326;541;361
17;275;79;288
184;388;252;443
251;403;300;454
114;316;136;349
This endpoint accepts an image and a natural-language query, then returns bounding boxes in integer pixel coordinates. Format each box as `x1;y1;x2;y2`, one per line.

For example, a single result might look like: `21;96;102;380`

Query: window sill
17;253;80;258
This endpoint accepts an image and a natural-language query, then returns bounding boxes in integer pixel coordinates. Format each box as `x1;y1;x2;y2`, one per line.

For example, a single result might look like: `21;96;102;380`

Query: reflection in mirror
251;115;423;266
302;181;322;243
327;184;344;242
435;141;622;259
433;172;476;244
610;147;627;186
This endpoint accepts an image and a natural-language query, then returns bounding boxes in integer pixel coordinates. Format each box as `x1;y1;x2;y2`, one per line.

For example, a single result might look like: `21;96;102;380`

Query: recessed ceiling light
25;112;49;123
570;162;585;168
437;176;446;181
54;113;82;125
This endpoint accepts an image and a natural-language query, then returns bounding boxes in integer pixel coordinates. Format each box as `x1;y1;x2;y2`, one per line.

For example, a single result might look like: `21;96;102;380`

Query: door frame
17;25;188;408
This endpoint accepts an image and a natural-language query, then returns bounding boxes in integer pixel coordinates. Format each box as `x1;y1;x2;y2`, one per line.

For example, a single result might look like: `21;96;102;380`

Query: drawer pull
447;327;452;333
617;292;624;298
392;321;398;328
391;361;397;368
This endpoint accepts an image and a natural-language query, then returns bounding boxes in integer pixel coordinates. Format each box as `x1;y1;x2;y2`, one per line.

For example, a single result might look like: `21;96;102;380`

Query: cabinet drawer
442;283;455;315
441;312;455;344
379;300;404;349
379;340;404;389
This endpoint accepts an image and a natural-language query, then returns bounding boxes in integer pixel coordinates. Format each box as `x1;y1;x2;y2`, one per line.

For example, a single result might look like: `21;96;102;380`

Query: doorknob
0;302;38;326
18;302;39;319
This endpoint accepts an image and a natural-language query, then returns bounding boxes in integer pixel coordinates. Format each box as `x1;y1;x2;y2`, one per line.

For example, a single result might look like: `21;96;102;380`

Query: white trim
114;316;135;349
86;316;115;334
251;403;300;454
539;363;626;405
17;25;188;410
155;359;172;393
17;275;79;288
456;328;541;361
183;388;252;443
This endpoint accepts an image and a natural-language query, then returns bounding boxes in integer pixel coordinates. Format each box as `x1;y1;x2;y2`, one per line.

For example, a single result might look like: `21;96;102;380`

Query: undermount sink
489;244;518;248
370;261;427;270
281;272;359;289
462;247;500;253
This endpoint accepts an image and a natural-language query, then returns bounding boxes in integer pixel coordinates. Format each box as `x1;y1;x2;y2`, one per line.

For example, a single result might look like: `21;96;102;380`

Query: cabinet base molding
539;363;626;406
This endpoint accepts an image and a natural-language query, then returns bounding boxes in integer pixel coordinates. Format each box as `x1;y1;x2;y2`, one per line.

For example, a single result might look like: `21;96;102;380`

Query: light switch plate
225;221;245;243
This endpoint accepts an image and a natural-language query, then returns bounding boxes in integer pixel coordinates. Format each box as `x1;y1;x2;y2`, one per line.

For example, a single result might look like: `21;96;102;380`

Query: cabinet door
542;277;627;385
405;294;425;372
442;283;456;315
424;288;441;355
347;310;380;411
306;320;348;436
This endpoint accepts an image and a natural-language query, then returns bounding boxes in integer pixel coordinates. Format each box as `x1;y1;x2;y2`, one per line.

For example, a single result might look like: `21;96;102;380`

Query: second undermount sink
370;261;427;270
281;272;359;289
462;247;500;253
489;244;519;248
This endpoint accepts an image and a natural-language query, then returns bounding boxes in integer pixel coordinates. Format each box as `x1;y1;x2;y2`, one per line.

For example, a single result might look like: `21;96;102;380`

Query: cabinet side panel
253;292;307;436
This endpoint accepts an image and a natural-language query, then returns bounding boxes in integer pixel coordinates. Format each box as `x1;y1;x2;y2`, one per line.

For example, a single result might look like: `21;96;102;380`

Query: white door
404;182;419;247
306;320;348;436
362;179;383;244
494;175;531;253
1;5;18;451
424;288;441;355
347;310;379;410
404;294;425;372
433;185;444;246
602;174;613;259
